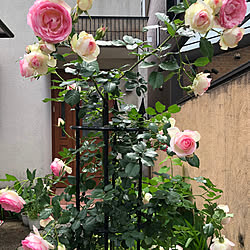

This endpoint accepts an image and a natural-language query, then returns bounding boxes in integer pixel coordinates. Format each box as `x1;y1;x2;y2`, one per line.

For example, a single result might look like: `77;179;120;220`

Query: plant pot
21;212;29;227
28;218;40;230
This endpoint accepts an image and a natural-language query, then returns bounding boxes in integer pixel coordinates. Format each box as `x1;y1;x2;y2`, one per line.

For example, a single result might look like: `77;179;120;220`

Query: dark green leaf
85;179;96;189
148;71;164;89
125;163;140;177
139;61;157;69
164;72;176;82
26;169;33;182
64;90;80;106
148;123;158;133
203;223;214;236
39;209;52;220
125;71;137;79
200;38;214;61
71;220;81;231
159;59;179;71
186;154;200;168
125;238;135;248
167;23;176;36
168;3;186;13
58;211;71;224
104;82;116;93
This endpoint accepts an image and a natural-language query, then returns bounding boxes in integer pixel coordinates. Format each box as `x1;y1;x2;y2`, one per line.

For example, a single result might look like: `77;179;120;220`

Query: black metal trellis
71;95;146;249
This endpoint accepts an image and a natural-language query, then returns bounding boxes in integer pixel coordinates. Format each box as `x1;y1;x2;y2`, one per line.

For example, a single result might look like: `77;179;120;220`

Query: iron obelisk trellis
71;94;146;249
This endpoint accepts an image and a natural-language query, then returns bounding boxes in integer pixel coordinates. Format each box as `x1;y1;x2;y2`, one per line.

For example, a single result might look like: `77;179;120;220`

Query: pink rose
219;27;244;50
192;72;212;96
27;0;72;44
50;158;72;176
71;31;100;62
22;226;54;250
210;236;235;250
218;0;247;29
168;128;200;157
0;189;26;213
20;58;35;78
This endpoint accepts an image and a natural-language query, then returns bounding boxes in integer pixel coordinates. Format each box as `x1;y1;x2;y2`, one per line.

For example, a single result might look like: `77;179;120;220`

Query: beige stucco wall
154;71;250;249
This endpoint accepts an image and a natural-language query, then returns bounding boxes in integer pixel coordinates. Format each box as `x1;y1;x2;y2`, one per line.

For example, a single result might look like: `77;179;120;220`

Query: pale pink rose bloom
27;0;72;44
71;31;100;62
204;0;222;14
218;0;247;29
220;27;244;50
40;216;54;228
185;0;214;34
39;41;56;54
168;127;200;157
210;236;235;250
22;226;54;250
50;158;72;176
24;51;49;76
0;189;26;213
192;72;212;96
20;58;35;78
77;0;93;11
58;243;66;250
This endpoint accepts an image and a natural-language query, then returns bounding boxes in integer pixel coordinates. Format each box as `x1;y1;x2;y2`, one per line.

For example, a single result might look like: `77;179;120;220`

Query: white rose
185;0;214;34
57;118;65;127
219;27;244;50
192;72;211;96
143;193;152;204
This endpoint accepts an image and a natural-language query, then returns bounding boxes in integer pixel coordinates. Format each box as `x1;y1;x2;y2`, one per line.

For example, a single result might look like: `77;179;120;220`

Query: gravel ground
0;220;30;250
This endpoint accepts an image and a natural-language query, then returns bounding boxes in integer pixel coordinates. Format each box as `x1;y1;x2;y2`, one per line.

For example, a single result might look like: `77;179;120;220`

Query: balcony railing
75;16;148;42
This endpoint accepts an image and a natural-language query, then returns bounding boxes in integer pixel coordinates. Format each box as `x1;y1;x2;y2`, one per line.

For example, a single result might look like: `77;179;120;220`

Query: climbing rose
218;0;247;29
27;0;72;44
192;72;212;96
210;236;235;250
219;27;244;50
0;189;26;213
185;0;214;34
71;31;100;62
20;58;35;78
77;0;93;11
22;226;54;250
50;158;72;176
168;128;200;158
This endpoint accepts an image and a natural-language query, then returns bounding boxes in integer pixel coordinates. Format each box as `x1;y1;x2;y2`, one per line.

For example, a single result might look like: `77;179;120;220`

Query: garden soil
0;220;30;250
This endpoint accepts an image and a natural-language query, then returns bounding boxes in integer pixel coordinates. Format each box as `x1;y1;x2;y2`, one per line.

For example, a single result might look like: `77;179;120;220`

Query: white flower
143;193;152;204
210;236;235;250
220;27;244;50
192;72;212;96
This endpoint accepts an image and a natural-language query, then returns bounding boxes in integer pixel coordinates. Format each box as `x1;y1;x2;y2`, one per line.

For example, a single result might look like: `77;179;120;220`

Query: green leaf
168;3;186;13
26;169;33;182
111;40;126;46
164;72;176;82
168;104;181;113
194;57;210;67
148;122;158;133
71;220;81;231
5;174;17;181
39;209;52;220
125;71;137;79
148;71;164;89
85;179;96;189
200;38;214;61
125;238;135;248
67;176;76;185
155;12;170;23
167;23;176;36
185;238;194;248
104;82;116;93
159;59;179;71
64;90;80;106
139;61;156;69
123;35;136;44
186;154;200;168
58;211;71;224
146;107;157;115
203;223;214;236
155;101;165;113
125;163;140;177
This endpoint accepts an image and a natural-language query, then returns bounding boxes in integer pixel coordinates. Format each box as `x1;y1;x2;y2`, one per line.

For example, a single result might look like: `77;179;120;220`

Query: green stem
211;29;222;35
43;222;56;239
119;35;173;79
62;127;76;141
55;71;65;82
184;0;190;8
91;77;105;100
